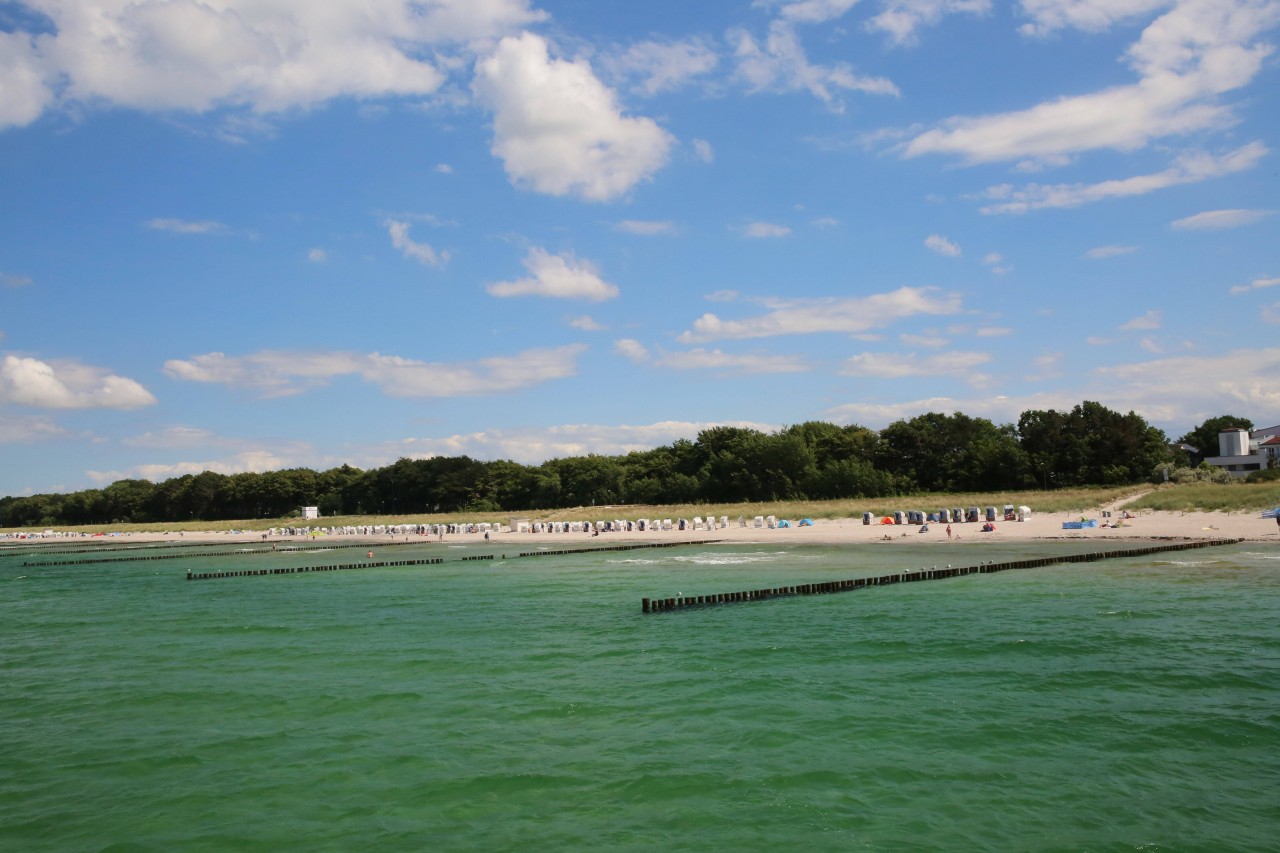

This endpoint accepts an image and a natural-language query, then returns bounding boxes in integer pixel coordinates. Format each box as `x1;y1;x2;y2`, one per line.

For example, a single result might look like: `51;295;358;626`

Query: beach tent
778;519;792;528
798;518;814;526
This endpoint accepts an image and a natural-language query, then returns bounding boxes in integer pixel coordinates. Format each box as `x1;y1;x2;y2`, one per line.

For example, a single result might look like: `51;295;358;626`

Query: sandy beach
7;506;1278;548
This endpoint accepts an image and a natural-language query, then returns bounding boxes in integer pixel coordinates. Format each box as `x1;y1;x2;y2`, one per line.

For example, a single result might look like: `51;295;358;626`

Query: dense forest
0;401;1228;528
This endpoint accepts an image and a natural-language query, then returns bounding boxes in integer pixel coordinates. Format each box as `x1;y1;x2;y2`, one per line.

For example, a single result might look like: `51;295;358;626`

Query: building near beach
1203;427;1277;477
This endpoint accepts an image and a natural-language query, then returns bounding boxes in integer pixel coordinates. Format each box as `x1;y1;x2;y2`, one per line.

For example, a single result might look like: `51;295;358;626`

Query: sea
2;536;1278;852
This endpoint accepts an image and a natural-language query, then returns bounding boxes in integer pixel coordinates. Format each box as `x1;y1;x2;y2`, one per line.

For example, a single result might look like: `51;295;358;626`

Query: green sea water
2;539;1278;852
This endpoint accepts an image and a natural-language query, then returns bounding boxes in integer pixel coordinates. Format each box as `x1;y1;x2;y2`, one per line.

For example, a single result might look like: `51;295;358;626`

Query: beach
7;506;1277;548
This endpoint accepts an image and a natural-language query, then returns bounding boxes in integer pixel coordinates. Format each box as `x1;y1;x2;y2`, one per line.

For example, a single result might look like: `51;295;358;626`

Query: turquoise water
2;539;1278;852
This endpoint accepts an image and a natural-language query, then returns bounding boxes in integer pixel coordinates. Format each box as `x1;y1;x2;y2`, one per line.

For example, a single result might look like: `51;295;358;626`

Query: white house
1203;427;1277;477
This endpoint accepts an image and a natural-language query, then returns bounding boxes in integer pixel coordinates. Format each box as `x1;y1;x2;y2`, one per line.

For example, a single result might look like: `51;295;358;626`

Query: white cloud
1229;276;1280;295
1;272;33;287
693;138;715;163
1171;208;1275;230
386;219;447;267
615;219;678;236
0;31;55;128
146;217;227;234
742;221;792;238
487;247;619;301
378;419;779;466
774;0;863;24
822;347;1280;430
307;248;328;263
1017;0;1172;36
678;286;963;343
435;163;454;174
164;344;587;398
620;340;810;374
841;350;993;385
811;216;839;228
1;0;547;130
900;333;949;348
614;338;651;363
0;354;156;410
742;220;788;236
906;1;1280;165
868;0;993;45
976;326;1013;337
730;20;899;111
602;37;719;95
706;290;740;303
568;315;606;331
924;233;961;256
1120;309;1162;330
979;142;1267;214
0;413;66;443
1264;303;1280;324
472;32;674;201
1086;245;1138;259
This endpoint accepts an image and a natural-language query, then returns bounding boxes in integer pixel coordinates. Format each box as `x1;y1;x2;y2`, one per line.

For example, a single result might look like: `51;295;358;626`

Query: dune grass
1125;482;1280;513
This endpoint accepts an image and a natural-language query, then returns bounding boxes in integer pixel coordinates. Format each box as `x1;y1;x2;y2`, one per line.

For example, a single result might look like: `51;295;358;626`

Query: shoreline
4;508;1277;547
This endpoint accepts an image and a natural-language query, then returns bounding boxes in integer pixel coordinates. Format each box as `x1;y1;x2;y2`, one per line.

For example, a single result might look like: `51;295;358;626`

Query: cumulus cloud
614;338;651;363
472;32;674;201
678;286;963;343
568;315;607;331
906;1;1280;165
165;345;587;399
0;354;156;409
692;138;715;163
306;248;328;263
1230;276;1280;295
742;221;792;238
487;247;619;301
730;20;899;110
376;419;779;466
386;219;447;267
1;272;33;288
0;0;546;130
925;234;961;256
1120;310;1162;330
978;142;1267;214
1171;208;1275;230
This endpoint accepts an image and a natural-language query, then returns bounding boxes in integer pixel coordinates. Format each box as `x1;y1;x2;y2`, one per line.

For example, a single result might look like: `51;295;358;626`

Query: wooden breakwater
516;540;724;558
641;538;1243;614
186;556;445;580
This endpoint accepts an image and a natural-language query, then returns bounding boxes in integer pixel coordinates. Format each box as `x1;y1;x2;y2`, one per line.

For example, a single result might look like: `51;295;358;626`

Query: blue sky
1;0;1278;497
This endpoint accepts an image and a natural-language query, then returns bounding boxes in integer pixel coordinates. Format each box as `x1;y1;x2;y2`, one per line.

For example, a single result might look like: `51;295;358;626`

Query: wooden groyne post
641;538;1243;613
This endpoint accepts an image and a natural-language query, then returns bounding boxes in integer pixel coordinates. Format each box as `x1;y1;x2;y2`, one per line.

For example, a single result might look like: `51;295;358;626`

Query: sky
1;0;1279;498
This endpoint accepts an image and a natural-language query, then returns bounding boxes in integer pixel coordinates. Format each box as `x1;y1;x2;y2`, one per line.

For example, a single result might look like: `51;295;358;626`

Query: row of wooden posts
187;556;445;580
641;538;1243;613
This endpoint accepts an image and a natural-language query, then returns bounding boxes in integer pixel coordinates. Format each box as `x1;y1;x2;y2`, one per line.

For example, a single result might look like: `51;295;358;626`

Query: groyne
186;555;445;580
641;538;1243;613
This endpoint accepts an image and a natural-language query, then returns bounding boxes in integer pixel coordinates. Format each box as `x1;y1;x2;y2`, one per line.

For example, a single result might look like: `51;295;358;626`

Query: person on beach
946;524;952;539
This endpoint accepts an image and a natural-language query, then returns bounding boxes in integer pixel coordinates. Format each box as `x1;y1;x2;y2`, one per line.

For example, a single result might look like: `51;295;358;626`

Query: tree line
0;402;1237;528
